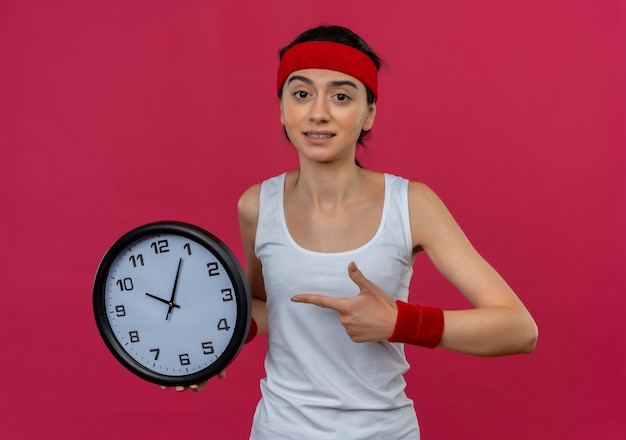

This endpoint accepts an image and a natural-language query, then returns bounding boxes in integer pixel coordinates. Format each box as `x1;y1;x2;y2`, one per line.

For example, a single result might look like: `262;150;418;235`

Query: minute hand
166;257;183;321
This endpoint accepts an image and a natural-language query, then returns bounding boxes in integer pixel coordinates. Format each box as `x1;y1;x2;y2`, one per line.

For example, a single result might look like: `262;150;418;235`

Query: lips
304;131;335;139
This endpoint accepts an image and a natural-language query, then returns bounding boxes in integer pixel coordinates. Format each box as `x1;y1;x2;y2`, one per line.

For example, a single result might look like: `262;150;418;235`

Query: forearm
250;296;268;337
439;307;538;356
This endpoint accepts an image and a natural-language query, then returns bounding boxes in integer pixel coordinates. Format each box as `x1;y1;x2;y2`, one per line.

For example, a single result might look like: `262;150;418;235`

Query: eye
334;93;351;102
293;90;310;99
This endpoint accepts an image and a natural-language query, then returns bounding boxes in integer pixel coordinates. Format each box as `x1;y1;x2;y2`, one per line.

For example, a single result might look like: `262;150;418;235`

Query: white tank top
250;173;420;440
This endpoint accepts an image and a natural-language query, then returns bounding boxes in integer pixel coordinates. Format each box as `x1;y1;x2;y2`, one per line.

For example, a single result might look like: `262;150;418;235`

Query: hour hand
146;292;181;309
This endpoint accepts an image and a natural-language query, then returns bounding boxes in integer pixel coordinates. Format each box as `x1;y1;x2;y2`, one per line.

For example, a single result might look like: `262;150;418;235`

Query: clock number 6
179;354;190;366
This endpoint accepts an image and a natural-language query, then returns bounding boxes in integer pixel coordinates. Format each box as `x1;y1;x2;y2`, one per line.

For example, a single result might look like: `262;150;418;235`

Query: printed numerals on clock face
103;234;238;377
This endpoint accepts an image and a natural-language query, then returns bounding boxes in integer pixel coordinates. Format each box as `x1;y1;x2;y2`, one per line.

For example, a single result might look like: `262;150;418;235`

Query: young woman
187;25;537;439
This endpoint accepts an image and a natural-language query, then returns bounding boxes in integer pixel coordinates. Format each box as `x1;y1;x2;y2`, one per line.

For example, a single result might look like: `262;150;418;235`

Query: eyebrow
287;75;360;90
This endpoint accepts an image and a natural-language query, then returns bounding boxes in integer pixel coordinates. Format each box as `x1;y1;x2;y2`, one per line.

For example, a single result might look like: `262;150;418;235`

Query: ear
362;102;376;132
280;99;285;126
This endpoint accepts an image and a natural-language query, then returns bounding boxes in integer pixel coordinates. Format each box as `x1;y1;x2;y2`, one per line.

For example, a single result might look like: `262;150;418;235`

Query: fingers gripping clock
93;221;251;386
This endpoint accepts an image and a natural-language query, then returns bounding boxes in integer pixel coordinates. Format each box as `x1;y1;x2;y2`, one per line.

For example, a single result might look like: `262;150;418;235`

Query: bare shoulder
407;180;447;213
237;183;262;225
407;180;462;249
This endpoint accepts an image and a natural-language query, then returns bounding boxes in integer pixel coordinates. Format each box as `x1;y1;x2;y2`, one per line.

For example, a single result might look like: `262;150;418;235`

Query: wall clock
93;221;251;386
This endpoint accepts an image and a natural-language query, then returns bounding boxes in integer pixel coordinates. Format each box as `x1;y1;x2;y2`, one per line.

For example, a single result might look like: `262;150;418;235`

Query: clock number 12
151;240;169;254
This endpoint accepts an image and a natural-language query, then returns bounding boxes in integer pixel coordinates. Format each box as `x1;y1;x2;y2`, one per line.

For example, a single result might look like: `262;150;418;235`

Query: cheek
280;108;300;141
344;110;371;135
281;105;307;128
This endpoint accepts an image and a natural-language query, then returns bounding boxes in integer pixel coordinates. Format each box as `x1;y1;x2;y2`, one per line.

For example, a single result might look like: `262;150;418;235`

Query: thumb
348;261;371;290
348;262;391;301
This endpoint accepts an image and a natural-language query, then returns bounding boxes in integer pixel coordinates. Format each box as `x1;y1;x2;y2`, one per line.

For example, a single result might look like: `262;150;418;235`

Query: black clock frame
93;221;252;386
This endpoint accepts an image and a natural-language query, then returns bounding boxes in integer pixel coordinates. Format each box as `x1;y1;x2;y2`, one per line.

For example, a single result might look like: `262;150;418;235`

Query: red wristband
245;317;257;344
388;300;444;348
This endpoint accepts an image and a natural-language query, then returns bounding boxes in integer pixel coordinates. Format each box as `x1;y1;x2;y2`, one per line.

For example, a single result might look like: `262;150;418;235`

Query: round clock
93;221;251;386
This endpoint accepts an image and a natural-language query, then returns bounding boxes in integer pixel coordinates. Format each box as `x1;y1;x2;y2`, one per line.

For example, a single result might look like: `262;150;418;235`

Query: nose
308;96;330;123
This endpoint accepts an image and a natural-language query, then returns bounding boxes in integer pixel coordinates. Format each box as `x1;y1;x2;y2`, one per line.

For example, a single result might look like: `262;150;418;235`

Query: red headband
277;41;378;100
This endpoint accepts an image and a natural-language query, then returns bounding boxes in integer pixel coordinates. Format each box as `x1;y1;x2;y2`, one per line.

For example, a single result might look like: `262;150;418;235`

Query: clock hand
146;292;181;309
166;257;183;321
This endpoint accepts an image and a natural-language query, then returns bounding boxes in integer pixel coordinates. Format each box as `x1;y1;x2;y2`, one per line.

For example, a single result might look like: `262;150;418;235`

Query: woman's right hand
160;370;226;392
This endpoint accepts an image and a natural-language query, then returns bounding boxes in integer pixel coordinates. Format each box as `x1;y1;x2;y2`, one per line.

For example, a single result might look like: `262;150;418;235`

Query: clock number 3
221;288;234;302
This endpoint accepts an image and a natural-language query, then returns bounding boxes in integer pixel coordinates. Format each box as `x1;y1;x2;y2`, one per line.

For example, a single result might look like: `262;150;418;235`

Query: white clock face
103;233;239;378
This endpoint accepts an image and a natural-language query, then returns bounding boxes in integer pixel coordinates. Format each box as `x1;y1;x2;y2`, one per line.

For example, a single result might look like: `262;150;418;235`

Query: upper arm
408;182;523;310
238;184;267;302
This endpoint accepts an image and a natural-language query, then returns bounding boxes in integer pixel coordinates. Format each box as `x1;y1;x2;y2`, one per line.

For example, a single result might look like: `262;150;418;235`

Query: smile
305;132;334;139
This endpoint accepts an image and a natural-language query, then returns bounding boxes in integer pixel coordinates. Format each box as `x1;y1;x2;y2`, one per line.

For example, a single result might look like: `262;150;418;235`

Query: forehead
286;68;366;89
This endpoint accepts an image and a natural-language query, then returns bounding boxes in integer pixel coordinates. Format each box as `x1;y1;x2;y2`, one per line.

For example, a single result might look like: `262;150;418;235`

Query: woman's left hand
291;262;397;343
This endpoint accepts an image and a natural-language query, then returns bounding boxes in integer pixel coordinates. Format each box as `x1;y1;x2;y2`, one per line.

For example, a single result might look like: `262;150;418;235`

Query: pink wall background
1;1;624;438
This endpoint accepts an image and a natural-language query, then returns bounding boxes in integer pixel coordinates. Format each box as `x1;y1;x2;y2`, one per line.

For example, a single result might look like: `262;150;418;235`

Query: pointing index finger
291;294;341;311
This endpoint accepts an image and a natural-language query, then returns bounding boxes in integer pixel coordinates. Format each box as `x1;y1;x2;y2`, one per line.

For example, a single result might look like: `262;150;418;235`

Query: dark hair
278;25;383;165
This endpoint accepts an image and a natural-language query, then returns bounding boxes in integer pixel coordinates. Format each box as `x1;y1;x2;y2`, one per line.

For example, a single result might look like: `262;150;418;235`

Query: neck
290;160;365;208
